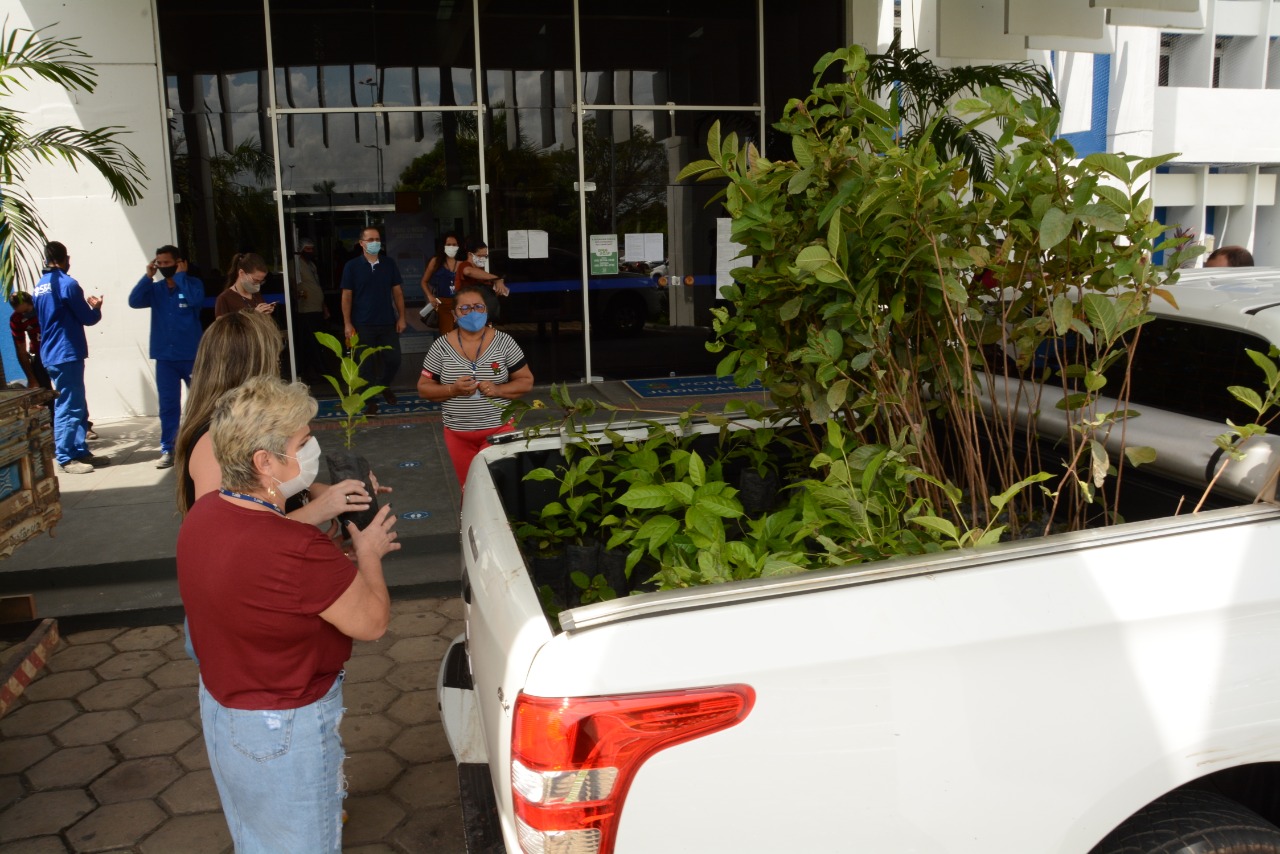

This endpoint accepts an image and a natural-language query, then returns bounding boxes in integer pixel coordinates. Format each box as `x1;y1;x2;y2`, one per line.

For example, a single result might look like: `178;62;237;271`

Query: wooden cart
0;387;60;559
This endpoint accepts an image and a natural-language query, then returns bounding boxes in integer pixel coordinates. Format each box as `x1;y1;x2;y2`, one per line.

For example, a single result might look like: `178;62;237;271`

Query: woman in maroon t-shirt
178;376;399;852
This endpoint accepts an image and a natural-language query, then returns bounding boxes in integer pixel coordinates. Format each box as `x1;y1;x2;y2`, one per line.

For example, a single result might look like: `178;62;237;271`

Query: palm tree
0;22;146;295
865;35;1059;183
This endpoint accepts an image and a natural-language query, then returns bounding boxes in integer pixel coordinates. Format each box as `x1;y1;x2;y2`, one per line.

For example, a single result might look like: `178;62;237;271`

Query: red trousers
444;422;515;486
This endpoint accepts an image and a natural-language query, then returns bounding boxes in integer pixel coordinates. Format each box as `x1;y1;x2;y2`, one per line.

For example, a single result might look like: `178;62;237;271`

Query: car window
1108;318;1269;425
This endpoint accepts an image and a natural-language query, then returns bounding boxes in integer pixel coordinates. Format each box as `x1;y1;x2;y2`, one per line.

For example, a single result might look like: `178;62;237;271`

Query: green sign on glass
589;234;619;275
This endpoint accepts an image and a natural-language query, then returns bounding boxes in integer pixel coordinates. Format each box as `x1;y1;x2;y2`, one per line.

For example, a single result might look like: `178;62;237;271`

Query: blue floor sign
624;375;763;399
314;398;440;419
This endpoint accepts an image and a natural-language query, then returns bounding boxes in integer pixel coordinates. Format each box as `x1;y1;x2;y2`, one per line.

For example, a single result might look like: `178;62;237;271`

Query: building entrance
158;0;843;385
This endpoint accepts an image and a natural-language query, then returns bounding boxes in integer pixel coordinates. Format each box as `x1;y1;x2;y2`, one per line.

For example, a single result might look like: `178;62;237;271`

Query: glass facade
156;0;844;382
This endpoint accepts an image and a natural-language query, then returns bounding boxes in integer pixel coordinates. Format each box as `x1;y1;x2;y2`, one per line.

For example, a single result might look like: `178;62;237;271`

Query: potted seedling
722;425;782;516
524;441;623;602
315;331;390;528
513;516;574;605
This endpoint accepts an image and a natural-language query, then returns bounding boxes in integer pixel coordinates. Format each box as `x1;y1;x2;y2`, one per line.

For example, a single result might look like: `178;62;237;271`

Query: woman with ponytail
214;252;275;318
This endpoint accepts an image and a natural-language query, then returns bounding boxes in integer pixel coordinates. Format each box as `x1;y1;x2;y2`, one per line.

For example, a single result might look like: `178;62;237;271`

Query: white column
1221;165;1262;250
1109;26;1161;157
847;0;893;52
1255;168;1280;264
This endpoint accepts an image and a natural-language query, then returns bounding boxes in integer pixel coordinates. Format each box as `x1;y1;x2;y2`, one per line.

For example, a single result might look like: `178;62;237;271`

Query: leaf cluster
315;332;391;449
1200;346;1280;510
513;394;1044;601
677;43;1200;535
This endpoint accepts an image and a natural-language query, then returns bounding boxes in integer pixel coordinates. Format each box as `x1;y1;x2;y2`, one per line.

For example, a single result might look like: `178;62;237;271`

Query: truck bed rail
558;502;1280;631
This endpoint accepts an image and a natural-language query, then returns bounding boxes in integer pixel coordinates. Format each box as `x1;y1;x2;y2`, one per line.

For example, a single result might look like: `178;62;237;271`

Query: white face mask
241;276;262;295
473;256;488;270
273;436;321;498
444;245;459;258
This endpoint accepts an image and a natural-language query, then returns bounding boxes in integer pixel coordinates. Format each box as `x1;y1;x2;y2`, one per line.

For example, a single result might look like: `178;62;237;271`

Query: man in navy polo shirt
129;244;205;469
340;226;405;413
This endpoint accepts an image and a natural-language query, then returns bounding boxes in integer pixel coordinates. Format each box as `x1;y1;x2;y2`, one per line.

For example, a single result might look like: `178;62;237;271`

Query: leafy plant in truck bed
678;44;1200;539
1200;346;1280;511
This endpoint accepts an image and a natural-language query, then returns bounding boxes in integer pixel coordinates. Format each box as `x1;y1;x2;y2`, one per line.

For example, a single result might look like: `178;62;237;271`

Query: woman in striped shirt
417;283;534;485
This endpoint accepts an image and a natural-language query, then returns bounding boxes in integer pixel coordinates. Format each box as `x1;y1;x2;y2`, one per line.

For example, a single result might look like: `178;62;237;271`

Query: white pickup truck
440;268;1280;854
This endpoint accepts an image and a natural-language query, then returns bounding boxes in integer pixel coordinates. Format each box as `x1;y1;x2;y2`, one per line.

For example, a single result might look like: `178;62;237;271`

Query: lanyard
456;328;488;374
219;489;285;515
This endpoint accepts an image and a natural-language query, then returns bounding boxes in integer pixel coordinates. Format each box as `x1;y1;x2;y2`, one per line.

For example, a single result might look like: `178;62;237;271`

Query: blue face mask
457;312;487;332
364;241;382;256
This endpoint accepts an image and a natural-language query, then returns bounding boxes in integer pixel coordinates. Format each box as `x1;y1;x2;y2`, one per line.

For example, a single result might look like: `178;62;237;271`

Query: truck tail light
511;685;755;854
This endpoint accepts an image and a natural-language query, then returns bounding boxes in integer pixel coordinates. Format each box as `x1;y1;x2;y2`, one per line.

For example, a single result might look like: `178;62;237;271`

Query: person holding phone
215;252;276;318
129;244;205;469
33;241;103;474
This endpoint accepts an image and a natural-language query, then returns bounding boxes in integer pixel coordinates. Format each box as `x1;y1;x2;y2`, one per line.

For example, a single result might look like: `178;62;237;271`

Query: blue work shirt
340;254;402;326
128;272;205;360
33;268;101;367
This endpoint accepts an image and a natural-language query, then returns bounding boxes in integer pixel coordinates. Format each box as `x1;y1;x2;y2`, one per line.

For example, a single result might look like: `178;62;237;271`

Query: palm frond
0;21;148;299
0;22;95;96
0;184;49;292
18;125;147;203
932;60;1058;109
930;115;998;184
864;34;1056;187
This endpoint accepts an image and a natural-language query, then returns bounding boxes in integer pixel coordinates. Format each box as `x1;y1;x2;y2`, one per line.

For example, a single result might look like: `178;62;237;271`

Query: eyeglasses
456;303;488;315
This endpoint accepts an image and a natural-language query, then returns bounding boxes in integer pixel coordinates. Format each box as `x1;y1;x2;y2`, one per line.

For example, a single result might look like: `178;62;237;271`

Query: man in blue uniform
128;245;205;468
33;241;104;474
340;226;405;414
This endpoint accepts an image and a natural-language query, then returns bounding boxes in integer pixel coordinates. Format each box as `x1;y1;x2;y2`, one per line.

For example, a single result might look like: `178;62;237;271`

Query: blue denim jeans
182;617;198;666
45;360;89;465
199;673;346;853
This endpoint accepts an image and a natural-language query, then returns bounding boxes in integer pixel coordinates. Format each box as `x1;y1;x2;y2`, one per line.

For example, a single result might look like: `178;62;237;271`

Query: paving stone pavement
0;596;468;853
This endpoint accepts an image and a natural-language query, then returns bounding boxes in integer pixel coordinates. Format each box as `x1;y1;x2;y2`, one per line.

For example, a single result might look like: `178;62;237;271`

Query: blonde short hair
211;376;318;494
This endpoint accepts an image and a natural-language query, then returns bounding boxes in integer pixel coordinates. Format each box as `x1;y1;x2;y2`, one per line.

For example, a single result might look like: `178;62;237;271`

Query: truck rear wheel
1091;790;1280;854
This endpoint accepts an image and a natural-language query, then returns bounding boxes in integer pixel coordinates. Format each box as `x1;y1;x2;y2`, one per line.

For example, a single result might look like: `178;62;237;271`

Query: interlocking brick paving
0;596;466;852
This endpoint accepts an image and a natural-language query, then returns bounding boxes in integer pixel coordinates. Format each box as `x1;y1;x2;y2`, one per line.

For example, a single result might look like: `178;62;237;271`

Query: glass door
267;0;480;381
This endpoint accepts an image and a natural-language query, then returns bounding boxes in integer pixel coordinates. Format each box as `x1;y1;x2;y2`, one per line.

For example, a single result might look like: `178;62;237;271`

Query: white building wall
6;0;174;421
883;0;1280;266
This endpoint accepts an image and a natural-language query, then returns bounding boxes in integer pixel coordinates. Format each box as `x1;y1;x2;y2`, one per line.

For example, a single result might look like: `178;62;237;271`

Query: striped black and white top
421;330;528;431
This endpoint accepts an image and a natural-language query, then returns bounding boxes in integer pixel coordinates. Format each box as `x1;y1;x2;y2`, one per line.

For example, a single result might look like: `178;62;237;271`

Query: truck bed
451;429;1280;852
